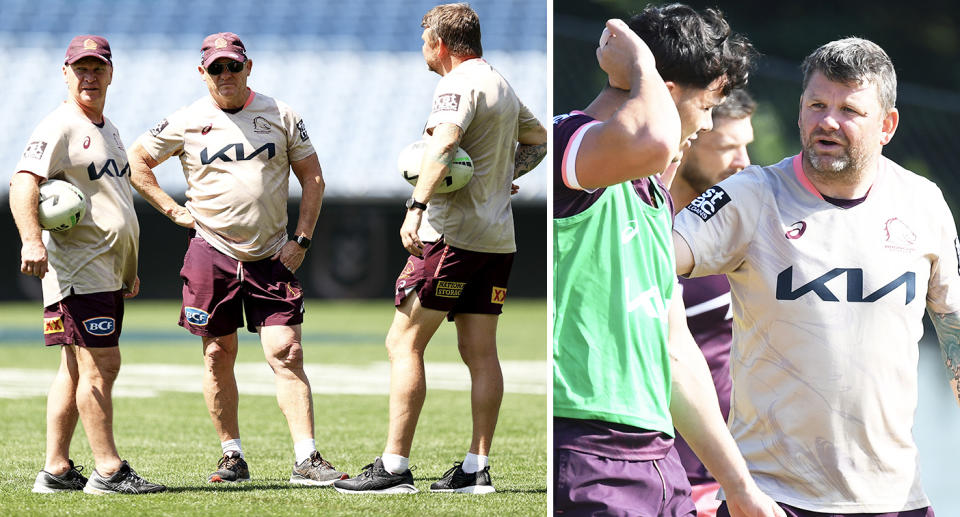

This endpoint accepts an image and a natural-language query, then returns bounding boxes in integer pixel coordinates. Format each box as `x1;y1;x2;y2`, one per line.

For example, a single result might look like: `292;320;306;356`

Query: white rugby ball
398;139;474;193
38;179;86;232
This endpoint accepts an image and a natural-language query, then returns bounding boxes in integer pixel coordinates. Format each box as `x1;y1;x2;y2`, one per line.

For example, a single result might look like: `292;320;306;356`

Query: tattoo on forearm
930;310;960;406
514;143;547;179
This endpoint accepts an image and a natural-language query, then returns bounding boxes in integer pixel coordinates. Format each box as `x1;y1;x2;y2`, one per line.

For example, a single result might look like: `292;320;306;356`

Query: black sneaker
429;462;495;494
32;459;87;493
208;451;250;483
290;450;349;486
333;457;417;494
82;460;166;494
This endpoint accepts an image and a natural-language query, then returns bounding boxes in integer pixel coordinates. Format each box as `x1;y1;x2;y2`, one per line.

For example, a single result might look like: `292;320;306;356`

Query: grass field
0;299;547;516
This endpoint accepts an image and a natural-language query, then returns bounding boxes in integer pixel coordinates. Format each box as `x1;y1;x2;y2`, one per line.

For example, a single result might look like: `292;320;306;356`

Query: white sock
462;452;488;474
294;439;316;464
221;439;243;459
381;453;409;474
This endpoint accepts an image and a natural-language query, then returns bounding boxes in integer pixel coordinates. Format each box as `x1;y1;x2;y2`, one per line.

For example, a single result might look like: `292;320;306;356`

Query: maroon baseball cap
65;35;112;65
201;32;247;67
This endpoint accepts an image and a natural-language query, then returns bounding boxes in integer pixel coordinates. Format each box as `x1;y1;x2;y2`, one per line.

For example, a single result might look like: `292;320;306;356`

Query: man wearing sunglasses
128;32;347;486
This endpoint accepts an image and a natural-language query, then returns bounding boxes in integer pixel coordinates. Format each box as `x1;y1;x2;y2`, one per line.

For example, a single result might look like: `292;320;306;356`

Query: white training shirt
136;90;315;261
674;154;960;513
15;102;139;307
420;58;540;253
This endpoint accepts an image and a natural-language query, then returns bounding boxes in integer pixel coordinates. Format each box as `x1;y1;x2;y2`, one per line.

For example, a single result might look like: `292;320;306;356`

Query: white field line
0;361;546;399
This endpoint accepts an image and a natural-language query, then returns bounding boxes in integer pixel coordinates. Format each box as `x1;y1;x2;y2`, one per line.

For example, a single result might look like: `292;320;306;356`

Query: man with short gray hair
674;37;959;515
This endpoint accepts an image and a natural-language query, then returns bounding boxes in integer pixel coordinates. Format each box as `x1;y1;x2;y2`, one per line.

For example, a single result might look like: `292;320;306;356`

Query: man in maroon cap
129;32;346;486
11;35;165;494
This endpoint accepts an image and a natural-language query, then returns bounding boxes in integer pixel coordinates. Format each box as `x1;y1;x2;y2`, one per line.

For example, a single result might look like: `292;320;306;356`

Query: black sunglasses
206;61;245;75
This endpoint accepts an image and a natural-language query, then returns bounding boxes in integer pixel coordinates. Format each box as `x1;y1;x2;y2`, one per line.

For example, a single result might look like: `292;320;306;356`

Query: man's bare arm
929;310;960;407
514;143;547;180
574;19;681;189
667;292;785;517
514;122;547;180
127;143;194;228
673;230;695;276
400;122;463;256
9;172;48;278
273;152;325;273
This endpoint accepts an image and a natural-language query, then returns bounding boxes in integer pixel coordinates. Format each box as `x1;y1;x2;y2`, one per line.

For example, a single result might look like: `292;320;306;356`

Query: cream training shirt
16;102;139;306
136;90;315;261
420;58;540;253
674;154;960;513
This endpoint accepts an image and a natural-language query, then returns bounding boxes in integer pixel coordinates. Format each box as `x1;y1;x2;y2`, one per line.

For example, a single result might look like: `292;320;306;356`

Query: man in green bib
553;5;783;517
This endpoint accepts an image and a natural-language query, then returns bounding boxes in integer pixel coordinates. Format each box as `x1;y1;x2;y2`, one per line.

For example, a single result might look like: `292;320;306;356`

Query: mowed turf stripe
0;360;546;399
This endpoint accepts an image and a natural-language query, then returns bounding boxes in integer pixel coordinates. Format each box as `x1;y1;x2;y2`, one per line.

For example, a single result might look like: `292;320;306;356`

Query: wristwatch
405;197;428;211
294;235;311;249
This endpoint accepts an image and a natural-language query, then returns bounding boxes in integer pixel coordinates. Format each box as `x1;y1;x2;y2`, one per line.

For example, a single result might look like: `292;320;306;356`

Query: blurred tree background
555;0;960;210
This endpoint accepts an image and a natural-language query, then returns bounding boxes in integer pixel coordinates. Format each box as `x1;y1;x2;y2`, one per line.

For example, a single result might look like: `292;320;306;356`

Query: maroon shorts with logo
43;290;124;348
179;233;304;337
393;239;514;319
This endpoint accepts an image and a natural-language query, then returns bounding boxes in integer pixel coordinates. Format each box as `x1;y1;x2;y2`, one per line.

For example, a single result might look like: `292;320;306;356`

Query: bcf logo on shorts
83;317;115;336
491;287;507;305
184;307;210;326
44;317;64;334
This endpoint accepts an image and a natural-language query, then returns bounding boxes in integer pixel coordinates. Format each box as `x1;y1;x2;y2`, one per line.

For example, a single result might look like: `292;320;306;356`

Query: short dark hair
627;3;755;95
801;37;896;111
422;3;483;58
713;88;756;120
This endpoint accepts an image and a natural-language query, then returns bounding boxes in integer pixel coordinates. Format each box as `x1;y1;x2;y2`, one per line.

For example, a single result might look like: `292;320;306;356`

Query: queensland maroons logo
785;221;806;240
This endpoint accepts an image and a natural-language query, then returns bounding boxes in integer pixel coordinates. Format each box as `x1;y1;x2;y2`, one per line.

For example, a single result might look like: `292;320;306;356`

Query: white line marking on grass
0;361;545;399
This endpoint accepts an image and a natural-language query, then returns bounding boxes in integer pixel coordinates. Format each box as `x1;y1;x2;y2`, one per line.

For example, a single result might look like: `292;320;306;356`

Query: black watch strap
294;235;311;249
406;197;428;211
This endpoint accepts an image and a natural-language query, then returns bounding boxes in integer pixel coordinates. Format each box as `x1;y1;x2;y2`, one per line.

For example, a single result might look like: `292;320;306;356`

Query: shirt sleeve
926;188;960;314
518;100;540;135
281;104;316;163
135;109;187;161
14;117;67;180
425;74;475;133
673;169;765;277
552;113;604;218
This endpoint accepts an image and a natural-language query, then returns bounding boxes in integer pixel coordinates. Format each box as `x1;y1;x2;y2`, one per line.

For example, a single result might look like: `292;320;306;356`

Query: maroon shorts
393;239;514;319
43;290;124;348
717;502;934;517
179;233;304;337
554;446;696;517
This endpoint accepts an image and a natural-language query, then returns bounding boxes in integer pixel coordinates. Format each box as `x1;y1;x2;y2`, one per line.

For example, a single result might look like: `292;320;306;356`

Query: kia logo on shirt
83;317;116;336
